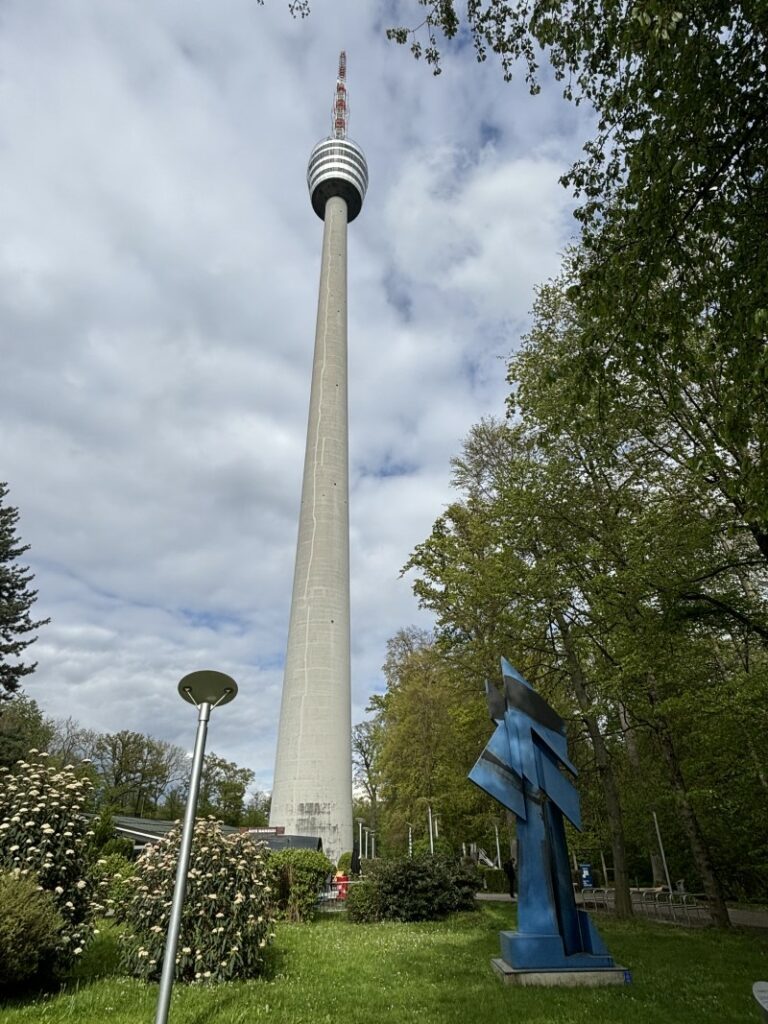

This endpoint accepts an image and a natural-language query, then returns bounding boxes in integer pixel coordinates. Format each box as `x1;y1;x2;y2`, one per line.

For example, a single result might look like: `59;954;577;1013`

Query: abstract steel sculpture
469;658;624;982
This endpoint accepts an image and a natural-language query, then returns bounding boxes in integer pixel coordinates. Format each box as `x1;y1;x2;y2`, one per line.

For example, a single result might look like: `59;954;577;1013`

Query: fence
581;887;712;926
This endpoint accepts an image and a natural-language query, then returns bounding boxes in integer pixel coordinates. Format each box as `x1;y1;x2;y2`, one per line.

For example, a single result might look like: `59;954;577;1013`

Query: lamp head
178;670;238;708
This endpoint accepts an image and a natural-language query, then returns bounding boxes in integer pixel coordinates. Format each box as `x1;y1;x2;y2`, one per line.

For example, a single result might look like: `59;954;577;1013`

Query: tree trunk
618;702;666;886
556;612;633;919
656;724;731;928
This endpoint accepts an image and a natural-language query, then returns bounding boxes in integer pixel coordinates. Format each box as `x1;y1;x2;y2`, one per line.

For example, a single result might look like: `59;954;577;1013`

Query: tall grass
1;904;765;1023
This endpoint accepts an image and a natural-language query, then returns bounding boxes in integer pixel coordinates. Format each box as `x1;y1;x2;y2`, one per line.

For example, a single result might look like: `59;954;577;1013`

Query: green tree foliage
370;628;508;861
391;2;767;553
0;483;49;699
89;730;188;818
375;0;768;920
0;694;54;769
197;752;255;826
121;819;274;983
402;292;768;917
352;719;383;829
242;790;271;828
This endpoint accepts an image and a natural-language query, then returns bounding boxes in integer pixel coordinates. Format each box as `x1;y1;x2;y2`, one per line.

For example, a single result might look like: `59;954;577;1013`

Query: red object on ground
335;874;349;900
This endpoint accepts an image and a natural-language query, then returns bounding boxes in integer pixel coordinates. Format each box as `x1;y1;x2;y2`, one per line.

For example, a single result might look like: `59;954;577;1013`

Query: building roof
111;815;322;852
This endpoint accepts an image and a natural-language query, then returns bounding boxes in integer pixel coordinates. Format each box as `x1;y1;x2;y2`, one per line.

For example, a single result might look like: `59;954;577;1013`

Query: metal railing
581;887;712;926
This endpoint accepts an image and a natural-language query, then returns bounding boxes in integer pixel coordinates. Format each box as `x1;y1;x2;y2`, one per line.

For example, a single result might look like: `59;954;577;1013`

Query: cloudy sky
0;1;593;792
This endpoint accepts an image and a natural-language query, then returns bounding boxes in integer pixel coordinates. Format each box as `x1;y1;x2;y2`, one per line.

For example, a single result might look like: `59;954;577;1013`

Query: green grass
1;904;766;1023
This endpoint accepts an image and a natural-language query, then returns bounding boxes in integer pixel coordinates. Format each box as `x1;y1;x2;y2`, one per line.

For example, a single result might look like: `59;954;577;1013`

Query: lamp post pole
406;822;413;859
370;831;376;859
154;671;237;1024
652;810;673;893
427;804;434;856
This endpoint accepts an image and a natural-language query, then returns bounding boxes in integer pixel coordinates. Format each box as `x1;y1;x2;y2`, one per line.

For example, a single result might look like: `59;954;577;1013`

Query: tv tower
269;53;368;863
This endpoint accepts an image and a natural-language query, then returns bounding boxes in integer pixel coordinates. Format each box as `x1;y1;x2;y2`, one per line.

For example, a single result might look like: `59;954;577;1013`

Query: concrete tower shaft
269;55;367;864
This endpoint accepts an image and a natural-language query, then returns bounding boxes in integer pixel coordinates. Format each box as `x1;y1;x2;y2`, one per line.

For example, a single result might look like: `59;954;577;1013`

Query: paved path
474;892;768;929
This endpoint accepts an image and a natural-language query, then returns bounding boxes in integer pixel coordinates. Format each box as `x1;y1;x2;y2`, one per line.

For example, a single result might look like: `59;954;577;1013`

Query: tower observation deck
269;53;367;864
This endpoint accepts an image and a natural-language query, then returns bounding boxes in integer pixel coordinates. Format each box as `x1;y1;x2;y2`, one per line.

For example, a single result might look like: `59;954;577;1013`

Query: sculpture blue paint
469;658;617;973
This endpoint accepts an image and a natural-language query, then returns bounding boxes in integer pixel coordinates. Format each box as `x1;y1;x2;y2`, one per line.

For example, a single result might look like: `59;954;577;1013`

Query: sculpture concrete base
491;958;630;987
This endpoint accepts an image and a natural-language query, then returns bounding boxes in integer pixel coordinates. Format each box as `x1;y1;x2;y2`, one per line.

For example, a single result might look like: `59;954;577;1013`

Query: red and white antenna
332;51;348;139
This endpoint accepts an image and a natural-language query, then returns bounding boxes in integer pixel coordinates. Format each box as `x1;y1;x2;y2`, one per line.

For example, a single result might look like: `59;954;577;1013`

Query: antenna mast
332;51;348;139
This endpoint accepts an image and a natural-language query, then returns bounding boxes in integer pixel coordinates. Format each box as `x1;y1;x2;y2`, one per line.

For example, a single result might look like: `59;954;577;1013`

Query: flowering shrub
0;752;95;969
269;848;333;922
89;852;135;922
121;818;275;983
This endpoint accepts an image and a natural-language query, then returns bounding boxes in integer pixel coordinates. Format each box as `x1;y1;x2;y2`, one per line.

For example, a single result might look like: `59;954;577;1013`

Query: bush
345;879;381;923
452;861;482;910
347;855;478;923
100;837;135;859
121;818;274;983
269;848;333;922
336;851;353;875
89;852;135;921
358;857;376;877
0;753;95;970
481;867;508;893
0;871;63;990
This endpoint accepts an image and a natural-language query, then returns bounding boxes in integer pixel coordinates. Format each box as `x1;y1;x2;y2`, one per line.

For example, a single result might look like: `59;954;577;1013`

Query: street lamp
154;670;237;1024
363;826;370;860
356;818;364;859
370;830;376;859
427;804;434;856
406;822;413;858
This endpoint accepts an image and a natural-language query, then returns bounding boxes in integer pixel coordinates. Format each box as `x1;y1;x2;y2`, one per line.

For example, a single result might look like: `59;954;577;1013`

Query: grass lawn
1;902;766;1023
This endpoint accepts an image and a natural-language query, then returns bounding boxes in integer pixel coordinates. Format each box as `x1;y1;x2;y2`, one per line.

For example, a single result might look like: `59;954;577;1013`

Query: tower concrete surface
269;54;368;864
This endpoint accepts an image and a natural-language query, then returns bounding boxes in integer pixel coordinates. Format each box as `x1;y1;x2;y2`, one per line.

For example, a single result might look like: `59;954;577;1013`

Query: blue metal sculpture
469;658;617;974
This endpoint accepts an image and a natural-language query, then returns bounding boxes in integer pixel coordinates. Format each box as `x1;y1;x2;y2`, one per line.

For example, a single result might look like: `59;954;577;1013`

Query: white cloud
0;0;590;794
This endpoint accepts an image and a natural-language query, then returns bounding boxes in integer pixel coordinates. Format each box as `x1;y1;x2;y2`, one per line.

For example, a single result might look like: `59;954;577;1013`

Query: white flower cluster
121;817;276;985
0;754;96;964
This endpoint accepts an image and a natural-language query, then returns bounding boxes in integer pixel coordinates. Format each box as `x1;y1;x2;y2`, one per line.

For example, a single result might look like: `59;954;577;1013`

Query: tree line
0;694;269;827
354;0;767;925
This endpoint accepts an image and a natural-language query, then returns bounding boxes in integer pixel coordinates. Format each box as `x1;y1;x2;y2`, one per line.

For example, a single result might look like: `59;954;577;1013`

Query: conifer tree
0;482;49;699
